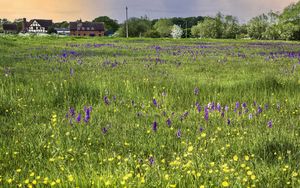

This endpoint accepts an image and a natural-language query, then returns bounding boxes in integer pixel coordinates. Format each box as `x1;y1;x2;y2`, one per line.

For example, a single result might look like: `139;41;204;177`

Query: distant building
55;28;70;35
22;18;53;33
3;24;18;34
70;21;105;36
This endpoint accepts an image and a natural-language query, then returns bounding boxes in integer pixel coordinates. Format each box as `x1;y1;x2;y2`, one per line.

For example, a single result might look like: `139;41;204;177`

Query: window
87;27;90;30
82;27;85;30
91;27;94;30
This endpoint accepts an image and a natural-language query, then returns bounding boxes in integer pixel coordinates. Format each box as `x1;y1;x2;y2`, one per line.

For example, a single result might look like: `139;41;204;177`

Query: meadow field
0;36;300;187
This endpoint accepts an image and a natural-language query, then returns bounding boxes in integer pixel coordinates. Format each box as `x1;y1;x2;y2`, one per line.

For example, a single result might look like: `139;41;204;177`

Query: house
23;18;53;33
3;24;18;34
55;28;70;35
70;21;105;36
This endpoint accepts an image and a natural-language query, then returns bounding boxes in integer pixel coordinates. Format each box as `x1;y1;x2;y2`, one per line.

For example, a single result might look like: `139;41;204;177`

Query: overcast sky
0;0;297;23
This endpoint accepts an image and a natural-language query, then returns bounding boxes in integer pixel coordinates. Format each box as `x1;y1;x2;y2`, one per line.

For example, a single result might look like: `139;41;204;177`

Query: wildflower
242;102;247;108
153;99;158;107
225;105;229;112
194;87;199;95
104;96;109;105
217;103;221;112
196;102;202;113
69;107;75;117
68;175;74;182
166;118;172;127
188;146;194;152
250;175;256;180
84;106;91;123
257;106;263;114
227;119;231;125
204;107;209;121
245;155;250;161
222;181;230;187
233;155;239;161
248;113;253;120
199;127;204;132
152;121;157;132
149;156;154;165
76;113;81;123
102;127;108;134
177;129;181;138
267;120;273;128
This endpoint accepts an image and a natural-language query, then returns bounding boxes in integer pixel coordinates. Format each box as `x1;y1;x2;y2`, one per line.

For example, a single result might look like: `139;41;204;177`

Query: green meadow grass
0;36;300;187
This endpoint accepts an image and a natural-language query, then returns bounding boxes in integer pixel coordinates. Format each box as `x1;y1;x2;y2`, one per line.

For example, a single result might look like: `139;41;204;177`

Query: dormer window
91;27;94;30
87;27;90;30
82;27;85;30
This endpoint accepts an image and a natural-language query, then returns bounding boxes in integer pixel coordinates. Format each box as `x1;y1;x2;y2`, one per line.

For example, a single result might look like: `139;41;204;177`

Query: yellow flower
50;182;56;186
140;177;145;184
24;179;30;184
233;155;239;161
30;172;35;177
201;133;206;138
7;178;13;184
165;174;170;180
16;169;22;173
251;175;256;180
56;179;61;184
222;181;230;187
247;171;253;176
169;184;177;188
245;155;250;161
292;172;298;177
200;185;205;188
32;180;37;185
68;175;74;182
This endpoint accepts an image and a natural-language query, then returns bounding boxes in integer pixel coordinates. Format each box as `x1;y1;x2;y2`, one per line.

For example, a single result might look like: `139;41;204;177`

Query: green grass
0;36;300;188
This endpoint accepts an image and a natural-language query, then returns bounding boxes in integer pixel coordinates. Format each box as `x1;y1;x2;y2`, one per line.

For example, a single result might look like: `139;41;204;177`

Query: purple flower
199;127;204;132
166;118;171;127
196;102;201;113
69;107;75;117
102;127;108;134
236;102;240;109
149;156;155;165
76;113;81;123
268;120;273;128
153;99;158;107
194;87;199;95
217;103;221;112
257;106;263;114
152;121;157;132
84;107;91;123
221;111;225;118
265;104;269;110
242;102;247;108
227;119;231;125
104;96;109;105
176;129;181;138
225;105;229;112
204;107;209;121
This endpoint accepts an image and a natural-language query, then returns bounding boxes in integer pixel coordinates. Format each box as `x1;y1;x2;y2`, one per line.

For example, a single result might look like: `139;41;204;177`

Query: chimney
22;18;27;33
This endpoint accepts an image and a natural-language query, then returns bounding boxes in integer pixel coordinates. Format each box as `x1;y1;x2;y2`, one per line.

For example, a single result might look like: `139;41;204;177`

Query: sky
0;0;297;23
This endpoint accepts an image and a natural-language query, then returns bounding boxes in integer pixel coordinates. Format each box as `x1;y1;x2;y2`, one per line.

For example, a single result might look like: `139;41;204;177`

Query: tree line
0;1;299;40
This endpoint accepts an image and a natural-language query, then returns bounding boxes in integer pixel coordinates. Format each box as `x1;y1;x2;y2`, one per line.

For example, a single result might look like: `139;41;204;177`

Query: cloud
0;0;297;22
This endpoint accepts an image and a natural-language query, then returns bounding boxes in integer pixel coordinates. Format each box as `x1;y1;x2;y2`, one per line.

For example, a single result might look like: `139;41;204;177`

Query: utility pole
126;6;129;38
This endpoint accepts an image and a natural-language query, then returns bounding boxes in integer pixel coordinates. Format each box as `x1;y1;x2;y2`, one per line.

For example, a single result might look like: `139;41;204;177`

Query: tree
247;14;269;39
93;16;119;35
117;17;151;37
171;25;183;39
191;18;218;38
153;19;173;37
222;15;240;38
54;21;69;28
